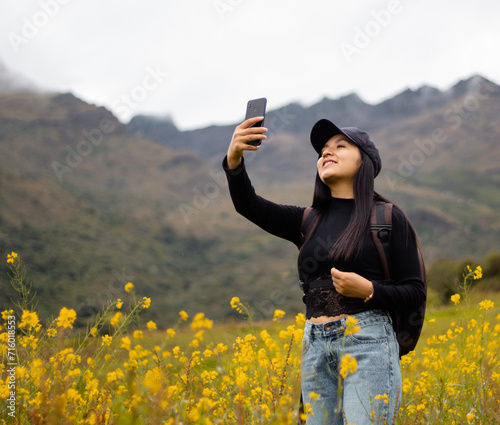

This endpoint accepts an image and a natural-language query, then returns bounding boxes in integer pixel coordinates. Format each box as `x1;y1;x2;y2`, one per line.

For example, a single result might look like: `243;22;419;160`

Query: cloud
1;0;499;130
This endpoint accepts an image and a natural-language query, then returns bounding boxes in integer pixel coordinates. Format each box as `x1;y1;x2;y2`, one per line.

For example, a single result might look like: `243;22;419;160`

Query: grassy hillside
1;84;499;327
0;92;307;326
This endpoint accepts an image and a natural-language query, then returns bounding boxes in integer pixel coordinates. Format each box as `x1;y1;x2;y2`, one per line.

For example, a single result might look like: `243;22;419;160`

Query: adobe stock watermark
177;106;296;224
112;65;170;120
7;0;72;53
178;170;228;224
383;80;497;191
51;117;116;182
4;314;17;419
212;0;245;21
246;287;289;322
340;0;403;63
51;65;169;183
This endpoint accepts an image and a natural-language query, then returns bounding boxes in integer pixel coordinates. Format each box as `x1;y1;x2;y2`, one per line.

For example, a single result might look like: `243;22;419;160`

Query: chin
320;169;336;181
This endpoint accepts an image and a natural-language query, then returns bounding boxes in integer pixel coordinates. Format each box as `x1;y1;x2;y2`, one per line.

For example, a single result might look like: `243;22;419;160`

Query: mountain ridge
128;74;498;162
1;72;499;327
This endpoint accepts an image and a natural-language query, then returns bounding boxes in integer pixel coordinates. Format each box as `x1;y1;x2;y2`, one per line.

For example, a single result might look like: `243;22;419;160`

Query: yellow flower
101;335;113;347
146;320;157;331
144;367;163;394
19;310;39;329
473;266;483;280
479;299;494;310
7;252;18;264
116;299;123;309
56;307;77;329
309;391;321;400
172;346;181;357
179;310;188;321
15;366;26;379
188;408;201;423
230;297;240;309
375;394;390;404
344;315;361;335
133;330;143;339
340;353;358;378
235;369;248;387
216;343;228;354
295;312;306;327
1;309;14;320
190;312;213;330
142;297;151;309
260;403;272;419
120;336;131;350
451;294;461;305
110;312;122;328
166;328;176;338
125;282;134;293
66;388;83;404
273;309;286;321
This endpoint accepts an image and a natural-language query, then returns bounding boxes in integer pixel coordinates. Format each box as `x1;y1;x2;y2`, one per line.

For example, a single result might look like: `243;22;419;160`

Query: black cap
310;119;382;177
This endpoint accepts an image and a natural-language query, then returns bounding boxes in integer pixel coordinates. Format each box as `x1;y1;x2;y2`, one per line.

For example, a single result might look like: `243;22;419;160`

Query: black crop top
223;156;425;319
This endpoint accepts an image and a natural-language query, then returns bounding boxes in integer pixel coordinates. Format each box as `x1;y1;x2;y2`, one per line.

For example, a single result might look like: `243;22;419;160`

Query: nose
322;149;336;160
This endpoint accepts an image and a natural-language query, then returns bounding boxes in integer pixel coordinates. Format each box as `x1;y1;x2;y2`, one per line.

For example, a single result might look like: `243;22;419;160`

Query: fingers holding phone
227;117;267;169
226;98;268;169
239;116;268;144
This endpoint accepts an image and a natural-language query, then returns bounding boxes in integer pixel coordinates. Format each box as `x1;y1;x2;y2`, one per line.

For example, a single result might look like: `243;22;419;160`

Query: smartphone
245;97;267;146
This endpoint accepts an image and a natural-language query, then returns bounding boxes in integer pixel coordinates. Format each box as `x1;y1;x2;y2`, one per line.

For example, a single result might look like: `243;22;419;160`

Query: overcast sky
1;0;499;130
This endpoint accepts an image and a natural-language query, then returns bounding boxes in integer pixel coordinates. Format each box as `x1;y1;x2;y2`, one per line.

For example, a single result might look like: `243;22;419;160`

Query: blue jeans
301;310;402;425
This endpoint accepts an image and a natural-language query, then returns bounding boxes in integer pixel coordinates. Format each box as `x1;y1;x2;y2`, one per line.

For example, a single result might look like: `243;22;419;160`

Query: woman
222;116;426;424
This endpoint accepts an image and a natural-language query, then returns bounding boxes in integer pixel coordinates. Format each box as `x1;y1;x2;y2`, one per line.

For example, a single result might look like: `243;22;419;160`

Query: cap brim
310;119;345;154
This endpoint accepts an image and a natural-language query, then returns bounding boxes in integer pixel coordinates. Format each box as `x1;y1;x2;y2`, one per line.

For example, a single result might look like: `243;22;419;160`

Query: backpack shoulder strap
298;207;315;284
371;200;428;357
299;207;313;247
371;201;393;280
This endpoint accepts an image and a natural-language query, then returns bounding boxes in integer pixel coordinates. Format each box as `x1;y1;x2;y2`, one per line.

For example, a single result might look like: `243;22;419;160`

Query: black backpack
299;201;427;357
370;201;427;357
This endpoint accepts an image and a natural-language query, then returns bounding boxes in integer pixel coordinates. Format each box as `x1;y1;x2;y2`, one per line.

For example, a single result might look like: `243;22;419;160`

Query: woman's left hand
330;268;373;299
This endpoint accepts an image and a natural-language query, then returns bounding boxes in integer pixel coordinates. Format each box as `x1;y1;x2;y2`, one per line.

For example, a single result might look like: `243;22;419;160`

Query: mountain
128;75;497;158
1;71;499;328
0;90;238;326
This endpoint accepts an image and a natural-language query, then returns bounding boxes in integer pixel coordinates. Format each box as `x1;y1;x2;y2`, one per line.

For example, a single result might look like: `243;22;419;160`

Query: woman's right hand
226;116;268;169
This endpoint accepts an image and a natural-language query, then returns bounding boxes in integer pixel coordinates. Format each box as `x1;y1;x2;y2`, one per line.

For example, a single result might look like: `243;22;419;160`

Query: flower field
1;254;500;424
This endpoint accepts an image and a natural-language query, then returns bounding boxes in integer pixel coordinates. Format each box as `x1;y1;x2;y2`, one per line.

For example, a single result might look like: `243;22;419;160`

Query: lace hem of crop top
304;286;372;319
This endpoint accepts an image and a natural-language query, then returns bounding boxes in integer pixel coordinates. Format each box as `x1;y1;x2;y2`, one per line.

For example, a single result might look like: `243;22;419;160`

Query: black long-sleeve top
223;156;426;319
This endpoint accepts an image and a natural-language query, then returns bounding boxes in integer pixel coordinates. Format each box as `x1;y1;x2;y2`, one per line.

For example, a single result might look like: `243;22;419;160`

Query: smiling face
317;133;363;195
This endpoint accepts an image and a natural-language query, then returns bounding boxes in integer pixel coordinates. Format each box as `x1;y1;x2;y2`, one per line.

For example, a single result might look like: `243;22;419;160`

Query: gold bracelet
364;290;374;303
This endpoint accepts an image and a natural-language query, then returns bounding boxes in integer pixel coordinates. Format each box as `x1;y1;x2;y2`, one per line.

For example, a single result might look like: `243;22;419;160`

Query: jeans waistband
304;309;391;337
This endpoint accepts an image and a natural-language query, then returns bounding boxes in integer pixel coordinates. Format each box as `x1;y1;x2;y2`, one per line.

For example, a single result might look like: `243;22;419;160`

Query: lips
323;159;336;168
